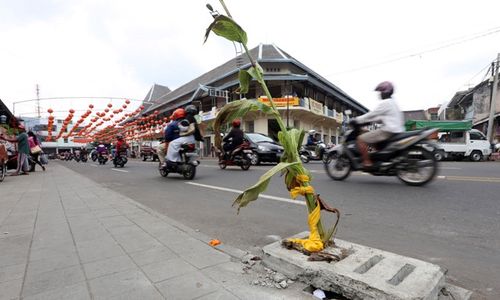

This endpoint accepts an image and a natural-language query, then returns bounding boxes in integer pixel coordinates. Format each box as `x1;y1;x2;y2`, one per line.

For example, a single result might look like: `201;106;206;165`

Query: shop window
246;121;254;132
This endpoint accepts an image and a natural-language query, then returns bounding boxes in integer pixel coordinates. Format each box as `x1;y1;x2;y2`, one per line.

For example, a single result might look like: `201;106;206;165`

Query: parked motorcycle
113;151;128;168
300;141;329;163
159;143;199;180
218;140;254;170
97;152;108;165
91;150;98;162
80;154;88;163
324;123;438;186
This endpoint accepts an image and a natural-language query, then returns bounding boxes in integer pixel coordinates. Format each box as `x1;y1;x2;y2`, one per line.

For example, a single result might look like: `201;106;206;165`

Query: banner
309;98;324;115
258;96;299;107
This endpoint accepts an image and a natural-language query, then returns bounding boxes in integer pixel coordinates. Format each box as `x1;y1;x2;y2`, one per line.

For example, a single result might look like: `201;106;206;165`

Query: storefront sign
309;98;324;115
201;110;216;121
258;96;299;107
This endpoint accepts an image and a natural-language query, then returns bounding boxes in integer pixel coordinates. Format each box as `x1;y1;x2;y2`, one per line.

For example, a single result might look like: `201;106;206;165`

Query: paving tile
29;244;77;261
129;245;177;266
155;271;219;300
112;232;163;253
103;286;164;300
76;238;125;263
98;215;134;228
22;282;90;300
0;252;28;268
23;265;86;297
0;278;22;300
141;257;198;283
196;289;240;300
88;269;156;299
179;248;231;269
27;252;80;276
83;255;137;279
0;263;25;283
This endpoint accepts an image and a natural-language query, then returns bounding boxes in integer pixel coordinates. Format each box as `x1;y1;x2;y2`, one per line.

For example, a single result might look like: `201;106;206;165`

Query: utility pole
36;84;41;118
486;54;499;144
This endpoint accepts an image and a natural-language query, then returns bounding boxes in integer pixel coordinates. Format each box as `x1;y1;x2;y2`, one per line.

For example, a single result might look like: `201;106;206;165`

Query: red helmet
374;81;394;98
171;108;186;120
232;119;241;127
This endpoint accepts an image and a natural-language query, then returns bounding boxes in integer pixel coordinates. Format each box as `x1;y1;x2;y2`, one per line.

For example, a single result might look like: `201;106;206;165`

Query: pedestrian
28;131;45;171
0;124;30;175
210;143;215;157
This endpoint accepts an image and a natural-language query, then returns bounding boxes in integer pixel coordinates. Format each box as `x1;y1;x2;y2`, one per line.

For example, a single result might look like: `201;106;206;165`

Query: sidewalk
0;163;309;300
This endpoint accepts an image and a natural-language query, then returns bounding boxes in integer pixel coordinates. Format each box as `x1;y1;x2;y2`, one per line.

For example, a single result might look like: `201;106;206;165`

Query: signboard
201;110;216;121
258;96;299;107
309;98;324;115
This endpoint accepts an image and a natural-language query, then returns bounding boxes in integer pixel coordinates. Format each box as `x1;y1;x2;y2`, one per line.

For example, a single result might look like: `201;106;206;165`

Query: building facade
140;44;368;153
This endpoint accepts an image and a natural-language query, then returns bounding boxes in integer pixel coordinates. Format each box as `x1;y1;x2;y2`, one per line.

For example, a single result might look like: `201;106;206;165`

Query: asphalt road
58;158;500;299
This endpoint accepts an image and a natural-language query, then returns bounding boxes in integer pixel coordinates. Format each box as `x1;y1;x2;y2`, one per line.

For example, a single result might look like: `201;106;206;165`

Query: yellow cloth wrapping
290;186;314;199
296;174;310;183
287;204;324;252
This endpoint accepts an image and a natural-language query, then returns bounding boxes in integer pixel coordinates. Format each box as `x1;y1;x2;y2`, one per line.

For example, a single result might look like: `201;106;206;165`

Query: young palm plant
205;1;339;252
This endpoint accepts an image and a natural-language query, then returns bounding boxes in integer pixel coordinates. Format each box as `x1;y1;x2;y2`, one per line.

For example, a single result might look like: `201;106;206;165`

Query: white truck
434;129;491;161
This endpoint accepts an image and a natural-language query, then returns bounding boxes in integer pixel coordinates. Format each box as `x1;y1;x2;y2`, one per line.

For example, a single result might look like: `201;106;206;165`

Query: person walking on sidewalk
0;124;30;175
28;131;45;171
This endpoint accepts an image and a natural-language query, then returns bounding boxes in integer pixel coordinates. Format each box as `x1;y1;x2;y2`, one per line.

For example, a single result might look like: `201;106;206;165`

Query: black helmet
374;81;394;99
185;104;198;115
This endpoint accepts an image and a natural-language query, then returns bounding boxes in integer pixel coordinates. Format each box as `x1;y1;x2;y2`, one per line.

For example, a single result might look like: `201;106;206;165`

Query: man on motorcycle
158;108;184;167
115;134;128;158
222;119;244;159
96;142;108;156
166;105;202;163
351;81;404;169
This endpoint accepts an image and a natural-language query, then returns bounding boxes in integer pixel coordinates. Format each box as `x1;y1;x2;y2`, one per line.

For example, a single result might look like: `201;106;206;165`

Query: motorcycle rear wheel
324;152;351;181
396;146;437;186
218;161;227;169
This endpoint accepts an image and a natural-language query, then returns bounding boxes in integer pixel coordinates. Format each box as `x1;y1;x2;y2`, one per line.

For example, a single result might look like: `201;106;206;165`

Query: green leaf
238;69;251;94
233;162;300;213
247;63;264;85
213;99;272;149
204;15;247;45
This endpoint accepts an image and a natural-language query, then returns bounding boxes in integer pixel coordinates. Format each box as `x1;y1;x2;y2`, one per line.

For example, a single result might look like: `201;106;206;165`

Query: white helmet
308;129;316;135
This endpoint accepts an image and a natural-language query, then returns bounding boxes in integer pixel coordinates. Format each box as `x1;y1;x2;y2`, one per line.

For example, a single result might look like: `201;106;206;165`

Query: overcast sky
1;0;499;118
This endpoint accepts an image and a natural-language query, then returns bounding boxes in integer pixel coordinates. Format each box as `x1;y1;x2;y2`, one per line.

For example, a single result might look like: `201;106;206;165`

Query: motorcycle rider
166;105;202;164
96;142;108;158
114;134;128;159
158;108;184;168
350;81;404;169
222;119;244;159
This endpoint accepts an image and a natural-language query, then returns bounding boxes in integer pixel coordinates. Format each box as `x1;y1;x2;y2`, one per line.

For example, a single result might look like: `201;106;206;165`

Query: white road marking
437;176;446;179
185;182;306;206
111;168;129;173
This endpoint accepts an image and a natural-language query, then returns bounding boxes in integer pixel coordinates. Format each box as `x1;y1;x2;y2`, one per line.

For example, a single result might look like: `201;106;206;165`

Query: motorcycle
300;141;329;163
159;143;199;180
218;140;254;170
113;151;128;168
91;150;98;162
80;154;88;163
97;152;108;165
323;123;438;186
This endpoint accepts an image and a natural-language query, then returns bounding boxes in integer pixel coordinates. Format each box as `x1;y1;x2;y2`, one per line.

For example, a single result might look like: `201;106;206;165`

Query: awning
405;120;472;131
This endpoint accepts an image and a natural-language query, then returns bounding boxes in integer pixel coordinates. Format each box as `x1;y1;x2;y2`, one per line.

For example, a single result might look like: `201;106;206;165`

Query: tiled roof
146;44;367;114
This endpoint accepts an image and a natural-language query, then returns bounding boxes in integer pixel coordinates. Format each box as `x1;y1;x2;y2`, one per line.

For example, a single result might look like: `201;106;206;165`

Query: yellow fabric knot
287;204;323;252
290;186;314;199
296;174;310;183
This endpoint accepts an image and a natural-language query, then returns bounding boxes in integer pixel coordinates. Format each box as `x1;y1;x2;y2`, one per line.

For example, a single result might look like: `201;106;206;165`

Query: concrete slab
263;232;446;300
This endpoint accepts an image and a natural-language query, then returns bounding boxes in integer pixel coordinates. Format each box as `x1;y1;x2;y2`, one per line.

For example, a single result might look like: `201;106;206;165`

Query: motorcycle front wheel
241;158;251;170
183;164;196;180
324;152;351;181
396;146;437;186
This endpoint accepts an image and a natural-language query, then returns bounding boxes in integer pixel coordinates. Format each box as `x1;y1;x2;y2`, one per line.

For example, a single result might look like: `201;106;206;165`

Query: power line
327;26;500;76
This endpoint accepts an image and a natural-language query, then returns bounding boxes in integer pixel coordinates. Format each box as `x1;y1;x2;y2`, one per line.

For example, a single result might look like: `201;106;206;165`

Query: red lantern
109;114;114;118
122;104;127;109
89;104;94;109
107;103;113;108
104;108;109;113
140;105;145;110
47;108;53;113
118;109;123;113
69;109;75;114
86;110;91;114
